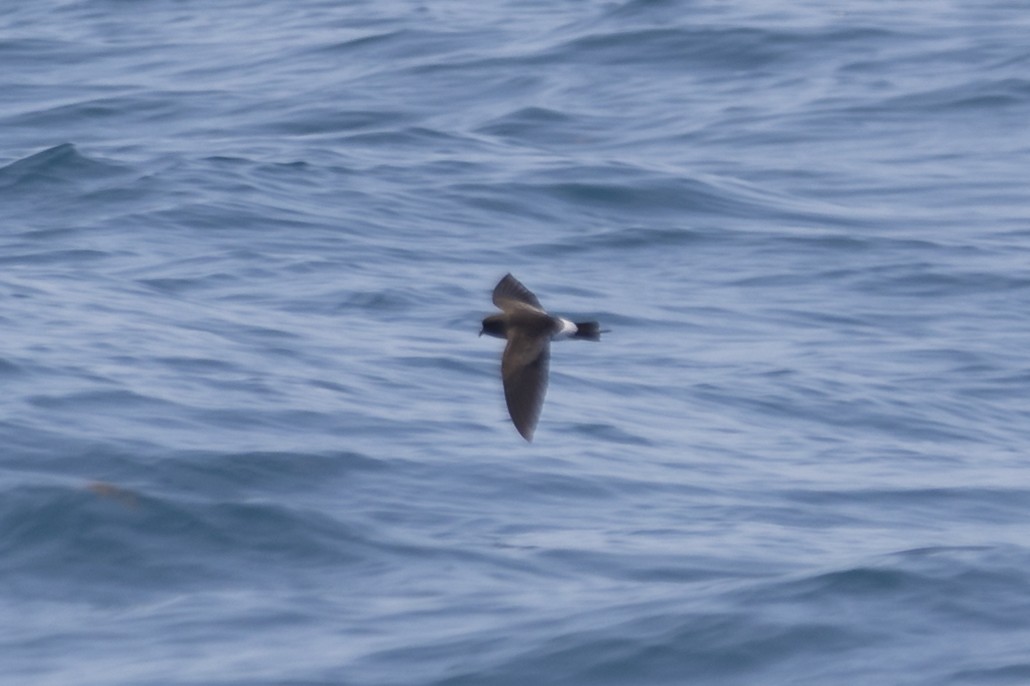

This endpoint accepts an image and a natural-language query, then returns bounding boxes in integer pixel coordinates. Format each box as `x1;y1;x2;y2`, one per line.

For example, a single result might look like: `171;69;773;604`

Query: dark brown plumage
480;274;601;441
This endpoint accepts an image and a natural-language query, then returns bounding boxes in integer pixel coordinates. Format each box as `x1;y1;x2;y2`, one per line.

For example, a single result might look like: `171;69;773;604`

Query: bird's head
480;315;507;339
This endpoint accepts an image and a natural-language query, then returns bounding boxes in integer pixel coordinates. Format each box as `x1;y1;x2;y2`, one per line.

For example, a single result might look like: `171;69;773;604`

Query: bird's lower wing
501;337;549;441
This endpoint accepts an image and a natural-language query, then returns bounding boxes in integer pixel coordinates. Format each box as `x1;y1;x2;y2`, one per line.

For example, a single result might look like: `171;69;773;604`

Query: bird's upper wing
493;273;543;311
501;332;549;441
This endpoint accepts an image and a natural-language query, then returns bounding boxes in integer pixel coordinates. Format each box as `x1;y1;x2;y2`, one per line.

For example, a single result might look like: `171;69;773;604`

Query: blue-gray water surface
3;1;1030;684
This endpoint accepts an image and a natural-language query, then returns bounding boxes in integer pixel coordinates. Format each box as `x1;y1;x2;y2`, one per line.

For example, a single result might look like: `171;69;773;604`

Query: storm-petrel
480;273;601;441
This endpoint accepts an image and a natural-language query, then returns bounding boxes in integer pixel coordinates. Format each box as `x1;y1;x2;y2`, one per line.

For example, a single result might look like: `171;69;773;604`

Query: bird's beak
478;329;484;337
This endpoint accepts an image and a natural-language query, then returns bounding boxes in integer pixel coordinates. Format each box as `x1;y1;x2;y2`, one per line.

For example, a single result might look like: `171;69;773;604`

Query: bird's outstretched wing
501;333;549;441
493;273;542;310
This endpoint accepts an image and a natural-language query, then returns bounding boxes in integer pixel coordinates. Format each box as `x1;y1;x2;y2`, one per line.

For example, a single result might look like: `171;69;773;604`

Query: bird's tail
573;321;602;341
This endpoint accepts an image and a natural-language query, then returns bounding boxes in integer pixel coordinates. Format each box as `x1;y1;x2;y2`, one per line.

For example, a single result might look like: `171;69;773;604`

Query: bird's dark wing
493;273;543;310
501;333;549;441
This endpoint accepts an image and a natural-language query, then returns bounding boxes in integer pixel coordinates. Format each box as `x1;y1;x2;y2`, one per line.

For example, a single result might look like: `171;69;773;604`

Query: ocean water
3;0;1030;684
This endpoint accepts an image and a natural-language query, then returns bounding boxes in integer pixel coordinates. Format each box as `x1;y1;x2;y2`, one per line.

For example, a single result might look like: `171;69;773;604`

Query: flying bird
480;273;601;441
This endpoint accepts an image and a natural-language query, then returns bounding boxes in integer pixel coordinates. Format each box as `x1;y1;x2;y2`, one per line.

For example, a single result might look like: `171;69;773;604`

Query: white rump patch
553;318;578;340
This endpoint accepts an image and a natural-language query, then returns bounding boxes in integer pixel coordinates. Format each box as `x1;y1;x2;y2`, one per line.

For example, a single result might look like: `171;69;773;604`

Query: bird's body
481;274;601;441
